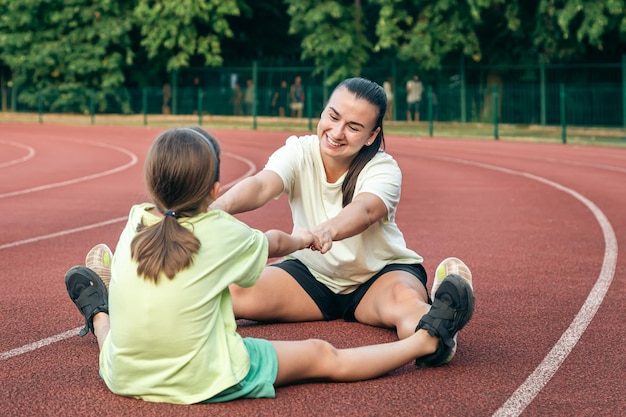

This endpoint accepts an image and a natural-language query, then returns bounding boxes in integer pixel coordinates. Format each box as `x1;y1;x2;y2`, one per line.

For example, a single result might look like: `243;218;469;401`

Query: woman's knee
387;278;427;306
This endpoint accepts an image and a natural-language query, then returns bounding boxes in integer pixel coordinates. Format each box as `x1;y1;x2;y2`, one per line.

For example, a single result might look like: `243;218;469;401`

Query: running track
1;123;624;416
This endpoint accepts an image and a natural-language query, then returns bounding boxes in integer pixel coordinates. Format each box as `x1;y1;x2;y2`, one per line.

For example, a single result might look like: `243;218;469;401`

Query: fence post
622;54;626;129
38;91;43;124
493;86;499;140
391;58;397;121
460;55;467;123
142;87;148;126
540;61;546;126
427;86;433;137
171;70;178;115
560;83;567;144
307;85;313;131
11;84;17;112
90;89;95;125
198;88;203;126
252;60;258;130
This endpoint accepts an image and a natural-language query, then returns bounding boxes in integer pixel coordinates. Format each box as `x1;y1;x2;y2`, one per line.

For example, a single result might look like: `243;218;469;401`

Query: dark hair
131;127;221;283
334;77;387;207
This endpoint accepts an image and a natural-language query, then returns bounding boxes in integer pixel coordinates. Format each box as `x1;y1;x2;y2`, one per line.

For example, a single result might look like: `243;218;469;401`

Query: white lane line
0;217;128;250
423;155;618;417
0;152;257;360
1;328;82;361
492;171;617;417
0;140;36;168
0;141;138;199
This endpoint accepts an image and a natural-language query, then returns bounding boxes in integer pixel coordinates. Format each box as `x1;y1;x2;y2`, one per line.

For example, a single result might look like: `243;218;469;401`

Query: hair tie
163;210;180;219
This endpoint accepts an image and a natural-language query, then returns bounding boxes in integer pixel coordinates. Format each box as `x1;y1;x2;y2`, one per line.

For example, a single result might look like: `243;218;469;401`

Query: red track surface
1;123;624;416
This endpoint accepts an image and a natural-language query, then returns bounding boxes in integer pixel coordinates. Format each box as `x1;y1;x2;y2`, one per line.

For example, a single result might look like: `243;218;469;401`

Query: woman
211;78;475;366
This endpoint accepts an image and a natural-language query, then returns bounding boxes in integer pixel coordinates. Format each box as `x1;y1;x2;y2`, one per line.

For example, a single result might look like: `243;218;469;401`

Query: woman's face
317;87;380;164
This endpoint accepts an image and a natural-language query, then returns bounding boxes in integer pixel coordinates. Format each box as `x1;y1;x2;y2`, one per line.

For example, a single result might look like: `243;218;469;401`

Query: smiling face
317;86;381;171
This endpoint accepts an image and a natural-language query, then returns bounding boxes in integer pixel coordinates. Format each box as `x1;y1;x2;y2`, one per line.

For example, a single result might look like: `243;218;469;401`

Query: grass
2;111;625;147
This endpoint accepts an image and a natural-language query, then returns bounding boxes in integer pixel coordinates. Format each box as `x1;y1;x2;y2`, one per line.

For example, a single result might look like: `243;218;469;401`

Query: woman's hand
309;224;334;254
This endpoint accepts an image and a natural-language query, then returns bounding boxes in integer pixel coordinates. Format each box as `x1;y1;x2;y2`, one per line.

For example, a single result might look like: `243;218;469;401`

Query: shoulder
280;134;319;153
361;151;402;181
202;210;265;240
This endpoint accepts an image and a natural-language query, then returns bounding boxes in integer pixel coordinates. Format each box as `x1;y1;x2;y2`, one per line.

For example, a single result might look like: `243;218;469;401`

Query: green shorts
202;338;278;403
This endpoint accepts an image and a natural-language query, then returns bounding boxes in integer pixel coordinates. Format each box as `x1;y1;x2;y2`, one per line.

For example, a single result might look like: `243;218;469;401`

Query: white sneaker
85;244;113;290
431;257;473;364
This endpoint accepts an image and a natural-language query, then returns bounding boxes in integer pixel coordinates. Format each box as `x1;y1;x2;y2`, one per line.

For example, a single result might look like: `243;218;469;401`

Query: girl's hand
292;228;315;251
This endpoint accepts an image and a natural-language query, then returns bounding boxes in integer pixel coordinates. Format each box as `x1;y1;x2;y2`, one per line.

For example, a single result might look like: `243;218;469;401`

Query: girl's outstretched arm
265;228;314;258
210;170;284;215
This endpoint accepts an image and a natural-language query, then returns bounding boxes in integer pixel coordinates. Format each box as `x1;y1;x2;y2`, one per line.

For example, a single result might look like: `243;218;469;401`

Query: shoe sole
431;257;473;296
431;258;474;364
85;244;113;290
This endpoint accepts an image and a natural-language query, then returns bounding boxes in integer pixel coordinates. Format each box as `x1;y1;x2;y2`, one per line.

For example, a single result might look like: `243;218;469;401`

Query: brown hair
131;127;221;283
334;78;386;207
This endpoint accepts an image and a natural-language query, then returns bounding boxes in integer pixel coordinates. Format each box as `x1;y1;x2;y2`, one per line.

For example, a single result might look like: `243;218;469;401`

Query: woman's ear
366;127;381;146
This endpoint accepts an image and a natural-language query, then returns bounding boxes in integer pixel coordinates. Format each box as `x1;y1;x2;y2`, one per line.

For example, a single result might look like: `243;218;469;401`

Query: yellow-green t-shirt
99;203;268;404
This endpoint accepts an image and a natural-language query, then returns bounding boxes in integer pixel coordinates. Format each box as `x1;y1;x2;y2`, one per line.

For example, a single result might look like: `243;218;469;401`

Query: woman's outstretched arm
310;192;387;253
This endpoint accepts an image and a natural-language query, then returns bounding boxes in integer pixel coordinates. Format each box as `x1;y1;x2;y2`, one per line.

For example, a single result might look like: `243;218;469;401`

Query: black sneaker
415;274;475;367
65;266;109;336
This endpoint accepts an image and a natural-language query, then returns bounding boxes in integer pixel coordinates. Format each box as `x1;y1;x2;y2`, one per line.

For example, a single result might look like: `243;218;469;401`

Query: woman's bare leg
230;266;324;322
354;271;431;339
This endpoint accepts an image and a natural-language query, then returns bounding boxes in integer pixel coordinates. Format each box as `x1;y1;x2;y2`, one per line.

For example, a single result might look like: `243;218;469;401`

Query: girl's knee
305;339;341;370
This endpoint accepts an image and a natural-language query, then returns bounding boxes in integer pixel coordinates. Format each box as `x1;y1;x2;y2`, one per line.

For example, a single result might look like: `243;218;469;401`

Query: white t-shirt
100;203;268;404
406;79;423;103
265;135;422;294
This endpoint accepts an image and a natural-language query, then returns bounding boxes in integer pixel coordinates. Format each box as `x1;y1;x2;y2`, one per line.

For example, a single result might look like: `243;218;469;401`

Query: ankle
415;328;439;355
92;311;109;325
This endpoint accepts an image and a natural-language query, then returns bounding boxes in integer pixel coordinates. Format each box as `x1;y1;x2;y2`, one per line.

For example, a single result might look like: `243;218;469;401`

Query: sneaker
429;257;473;364
415;274;475;367
85;244;113;290
65;266;109;337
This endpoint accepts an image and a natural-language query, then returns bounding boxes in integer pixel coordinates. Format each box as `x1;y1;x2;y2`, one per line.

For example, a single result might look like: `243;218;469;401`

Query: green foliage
286;0;373;85
0;0;135;112
1;0;625;114
134;0;240;71
0;0;240;112
534;0;626;60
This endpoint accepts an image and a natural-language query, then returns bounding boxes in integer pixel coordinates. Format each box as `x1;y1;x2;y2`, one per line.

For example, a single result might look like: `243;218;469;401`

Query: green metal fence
3;58;626;135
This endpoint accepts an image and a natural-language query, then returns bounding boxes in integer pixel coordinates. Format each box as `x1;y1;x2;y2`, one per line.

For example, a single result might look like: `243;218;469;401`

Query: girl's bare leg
92;312;110;351
271;329;438;386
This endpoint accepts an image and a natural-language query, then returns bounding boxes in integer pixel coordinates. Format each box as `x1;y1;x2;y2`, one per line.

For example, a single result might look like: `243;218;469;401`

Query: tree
285;0;374;85
533;0;626;61
0;0;135;112
134;0;240;71
0;0;241;113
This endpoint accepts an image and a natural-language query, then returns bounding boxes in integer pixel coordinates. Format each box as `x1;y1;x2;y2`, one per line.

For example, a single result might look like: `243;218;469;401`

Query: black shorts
271;259;428;321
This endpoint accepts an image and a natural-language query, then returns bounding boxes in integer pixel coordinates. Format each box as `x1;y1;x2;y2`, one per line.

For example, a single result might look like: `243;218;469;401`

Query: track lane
1;125;624;416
